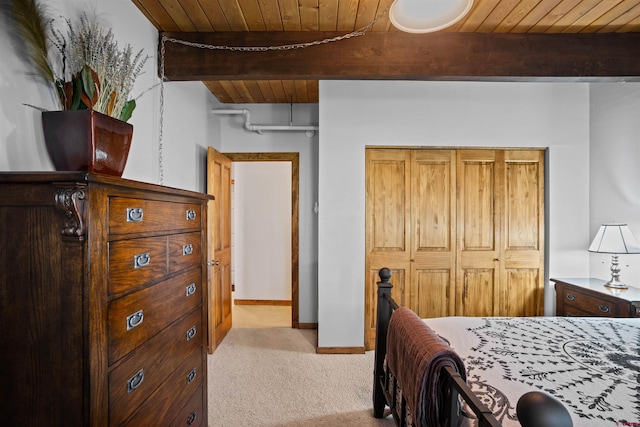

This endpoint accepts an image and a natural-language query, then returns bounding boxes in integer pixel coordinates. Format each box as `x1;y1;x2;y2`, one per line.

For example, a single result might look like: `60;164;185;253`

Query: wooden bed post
373;267;393;418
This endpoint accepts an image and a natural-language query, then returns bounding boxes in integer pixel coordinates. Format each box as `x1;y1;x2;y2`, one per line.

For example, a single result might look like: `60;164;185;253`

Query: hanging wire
158;36;166;185
156;4;391;185
162;5;390;53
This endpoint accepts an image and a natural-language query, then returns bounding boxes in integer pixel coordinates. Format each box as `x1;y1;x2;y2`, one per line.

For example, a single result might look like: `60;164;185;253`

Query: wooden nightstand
552;278;640;317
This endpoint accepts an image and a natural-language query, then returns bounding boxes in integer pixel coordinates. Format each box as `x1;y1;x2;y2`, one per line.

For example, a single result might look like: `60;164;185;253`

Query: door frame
224;152;300;328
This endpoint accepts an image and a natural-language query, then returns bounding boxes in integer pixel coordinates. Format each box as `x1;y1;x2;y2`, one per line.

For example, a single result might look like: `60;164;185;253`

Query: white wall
220;104;319;323
318;80;591;348
589;83;640;286
233;161;292;301
0;0;221;193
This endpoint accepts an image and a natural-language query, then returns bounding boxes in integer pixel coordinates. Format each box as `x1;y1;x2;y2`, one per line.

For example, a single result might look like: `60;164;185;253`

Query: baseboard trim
297;322;318;329
234;299;292;306
316;346;366;354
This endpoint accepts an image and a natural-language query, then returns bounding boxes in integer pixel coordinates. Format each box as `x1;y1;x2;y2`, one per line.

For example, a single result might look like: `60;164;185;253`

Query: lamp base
604;253;629;289
604;279;629;290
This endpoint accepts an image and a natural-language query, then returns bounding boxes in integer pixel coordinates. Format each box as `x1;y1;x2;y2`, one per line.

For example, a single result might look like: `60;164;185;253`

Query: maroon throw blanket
386;307;466;427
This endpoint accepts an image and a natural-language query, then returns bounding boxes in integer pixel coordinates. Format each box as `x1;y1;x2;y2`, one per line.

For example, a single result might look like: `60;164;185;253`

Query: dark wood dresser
0;173;210;426
552;277;640;317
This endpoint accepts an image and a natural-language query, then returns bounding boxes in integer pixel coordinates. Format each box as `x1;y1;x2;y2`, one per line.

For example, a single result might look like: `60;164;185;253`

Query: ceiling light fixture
389;0;474;33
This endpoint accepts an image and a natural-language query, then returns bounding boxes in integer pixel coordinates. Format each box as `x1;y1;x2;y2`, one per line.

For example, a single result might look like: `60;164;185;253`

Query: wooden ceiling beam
160;31;640;82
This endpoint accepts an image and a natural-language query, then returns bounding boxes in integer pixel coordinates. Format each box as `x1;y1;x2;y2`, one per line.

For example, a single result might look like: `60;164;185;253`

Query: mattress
423;316;640;426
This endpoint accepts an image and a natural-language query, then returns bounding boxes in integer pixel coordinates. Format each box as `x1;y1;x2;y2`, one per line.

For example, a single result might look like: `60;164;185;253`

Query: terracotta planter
42;110;133;177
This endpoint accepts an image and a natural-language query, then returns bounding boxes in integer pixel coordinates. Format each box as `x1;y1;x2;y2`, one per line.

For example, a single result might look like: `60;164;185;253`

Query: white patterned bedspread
424;316;640;427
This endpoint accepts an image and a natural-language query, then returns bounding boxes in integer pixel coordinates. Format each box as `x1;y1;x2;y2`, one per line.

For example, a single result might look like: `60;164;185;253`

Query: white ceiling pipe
213;108;318;137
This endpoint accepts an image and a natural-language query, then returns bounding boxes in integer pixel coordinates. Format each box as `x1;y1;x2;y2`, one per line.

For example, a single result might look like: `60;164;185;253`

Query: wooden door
501;150;545;316
365;149;457;349
207;147;232;352
410;150;457;319
456;150;502;316
456;149;545;316
365;147;545;348
365;149;411;350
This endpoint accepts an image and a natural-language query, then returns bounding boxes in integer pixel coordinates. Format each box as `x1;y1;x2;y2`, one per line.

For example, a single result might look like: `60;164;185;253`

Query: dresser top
0;172;212;201
552;277;640;303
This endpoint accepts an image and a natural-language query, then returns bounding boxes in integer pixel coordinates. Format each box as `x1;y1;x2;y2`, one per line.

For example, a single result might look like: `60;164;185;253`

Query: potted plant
8;0;149;176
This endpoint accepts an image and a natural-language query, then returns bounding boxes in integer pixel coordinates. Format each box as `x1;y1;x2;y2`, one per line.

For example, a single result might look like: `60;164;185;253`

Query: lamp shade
588;223;640;254
389;0;474;33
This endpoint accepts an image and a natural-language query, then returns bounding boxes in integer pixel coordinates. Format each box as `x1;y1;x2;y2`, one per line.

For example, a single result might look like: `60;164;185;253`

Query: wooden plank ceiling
132;0;640;104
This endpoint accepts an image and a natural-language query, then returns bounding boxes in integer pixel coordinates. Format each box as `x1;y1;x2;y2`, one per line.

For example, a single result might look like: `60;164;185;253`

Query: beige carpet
232;304;292;329
207;306;394;426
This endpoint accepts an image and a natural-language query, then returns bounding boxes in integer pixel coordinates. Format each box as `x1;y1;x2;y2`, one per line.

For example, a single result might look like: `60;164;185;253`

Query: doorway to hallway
225;152;300;328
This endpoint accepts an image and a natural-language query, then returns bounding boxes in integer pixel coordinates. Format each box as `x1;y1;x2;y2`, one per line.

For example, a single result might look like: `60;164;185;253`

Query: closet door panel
367;150;410;253
456;150;501;316
502;150;545;316
412;267;453;318
459;269;496;317
459;152;497;251
503;269;542;316
504;153;542;250
365;149;411;349
411;150;455;254
410;150;456;318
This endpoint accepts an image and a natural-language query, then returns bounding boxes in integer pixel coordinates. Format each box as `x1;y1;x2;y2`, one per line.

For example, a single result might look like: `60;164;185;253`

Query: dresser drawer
559;287;623;317
120;351;204;427
108;236;168;294
170;385;204;427
108;308;203;426
108;268;202;364
109;197;201;235
169;232;202;274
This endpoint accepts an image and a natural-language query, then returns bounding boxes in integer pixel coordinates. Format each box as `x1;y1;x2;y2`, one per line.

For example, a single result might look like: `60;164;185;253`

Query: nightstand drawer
552;278;640;318
559;287;621;317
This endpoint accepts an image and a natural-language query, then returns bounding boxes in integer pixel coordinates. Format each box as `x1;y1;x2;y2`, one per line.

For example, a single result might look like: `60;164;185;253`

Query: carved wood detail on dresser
552;277;640;318
0;173;211;426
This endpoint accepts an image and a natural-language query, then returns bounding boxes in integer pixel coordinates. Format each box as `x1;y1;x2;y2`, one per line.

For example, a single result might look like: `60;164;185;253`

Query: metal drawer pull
566;294;576;301
599;304;611;313
134;253;150;269
126;310;144;330
182;244;193;256
186;326;197;341
187;368;197;384
126;208;143;222
187;411;197;426
186;210;197;221
127;369;144;393
186;283;196;297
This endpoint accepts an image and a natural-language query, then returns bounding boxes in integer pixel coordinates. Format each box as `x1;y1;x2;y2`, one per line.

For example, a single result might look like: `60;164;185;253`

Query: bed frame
372;268;572;427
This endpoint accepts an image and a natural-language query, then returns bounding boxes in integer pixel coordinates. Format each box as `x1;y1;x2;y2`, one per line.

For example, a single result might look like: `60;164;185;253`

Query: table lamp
588;223;640;289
